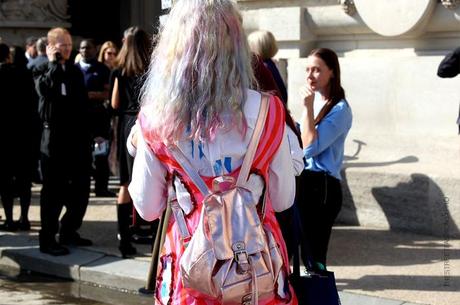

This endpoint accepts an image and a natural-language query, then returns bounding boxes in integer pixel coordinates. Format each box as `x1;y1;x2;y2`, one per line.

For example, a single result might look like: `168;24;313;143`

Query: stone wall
0;0;70;45
0;0;162;48
238;0;460;237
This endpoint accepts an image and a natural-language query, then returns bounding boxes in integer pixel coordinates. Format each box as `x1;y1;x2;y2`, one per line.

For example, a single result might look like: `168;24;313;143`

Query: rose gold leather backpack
169;95;286;305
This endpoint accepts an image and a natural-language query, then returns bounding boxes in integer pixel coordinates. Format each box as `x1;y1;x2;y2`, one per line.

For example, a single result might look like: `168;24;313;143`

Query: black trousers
39;153;90;245
297;170;342;266
0;164;15;222
0;159;32;222
93;154;110;193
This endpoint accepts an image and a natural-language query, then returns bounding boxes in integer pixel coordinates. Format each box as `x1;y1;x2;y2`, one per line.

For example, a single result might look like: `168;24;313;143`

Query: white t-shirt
128;90;304;221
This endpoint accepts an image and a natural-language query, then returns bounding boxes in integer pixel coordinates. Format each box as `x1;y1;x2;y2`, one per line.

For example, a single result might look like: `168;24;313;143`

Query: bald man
33;27;92;256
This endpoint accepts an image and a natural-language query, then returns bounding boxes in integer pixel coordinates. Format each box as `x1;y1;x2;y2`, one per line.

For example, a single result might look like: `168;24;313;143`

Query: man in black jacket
34;27;92;255
437;47;460;134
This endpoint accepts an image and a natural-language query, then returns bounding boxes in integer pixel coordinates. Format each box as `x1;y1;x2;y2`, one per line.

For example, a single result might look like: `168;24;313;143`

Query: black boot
0;191;16;232
131;209;157;244
18;184;31;231
117;202;136;258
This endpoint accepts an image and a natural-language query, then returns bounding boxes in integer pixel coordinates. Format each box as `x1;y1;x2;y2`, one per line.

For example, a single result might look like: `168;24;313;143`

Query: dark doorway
68;0;122;45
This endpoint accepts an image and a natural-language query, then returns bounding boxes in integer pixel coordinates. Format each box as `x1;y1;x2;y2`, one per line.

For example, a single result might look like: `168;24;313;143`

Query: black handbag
289;203;341;305
290;264;341;305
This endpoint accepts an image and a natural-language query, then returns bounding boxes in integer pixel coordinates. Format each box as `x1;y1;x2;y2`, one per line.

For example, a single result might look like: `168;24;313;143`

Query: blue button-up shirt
303;99;352;180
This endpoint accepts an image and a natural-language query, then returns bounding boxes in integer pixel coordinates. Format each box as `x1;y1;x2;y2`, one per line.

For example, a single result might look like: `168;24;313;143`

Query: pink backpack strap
251;95;286;177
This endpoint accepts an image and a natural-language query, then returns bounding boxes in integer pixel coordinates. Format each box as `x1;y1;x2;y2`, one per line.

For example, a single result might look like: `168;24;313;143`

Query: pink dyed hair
139;0;254;144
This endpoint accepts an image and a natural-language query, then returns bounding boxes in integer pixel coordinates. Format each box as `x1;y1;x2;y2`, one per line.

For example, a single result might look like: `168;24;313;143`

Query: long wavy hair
116;27;150;77
309;48;345;104
309;48;346;125
140;0;254;144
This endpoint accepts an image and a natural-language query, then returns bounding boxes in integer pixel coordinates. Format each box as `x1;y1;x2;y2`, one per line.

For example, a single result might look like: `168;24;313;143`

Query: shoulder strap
236;93;269;186
169;93;270;196
168;145;211;196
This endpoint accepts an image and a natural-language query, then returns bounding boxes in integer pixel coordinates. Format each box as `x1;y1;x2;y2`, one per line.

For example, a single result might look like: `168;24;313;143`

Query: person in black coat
0;43;17;231
9;45;39;231
33;27;92;256
437;47;460;134
0;43;38;232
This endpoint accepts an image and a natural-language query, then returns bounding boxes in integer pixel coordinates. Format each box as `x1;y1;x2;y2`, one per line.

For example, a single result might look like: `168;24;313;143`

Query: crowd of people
0;26;156;257
1;0;356;304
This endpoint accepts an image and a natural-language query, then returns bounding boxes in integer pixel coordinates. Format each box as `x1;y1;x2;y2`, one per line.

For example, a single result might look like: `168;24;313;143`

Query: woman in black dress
111;27;150;257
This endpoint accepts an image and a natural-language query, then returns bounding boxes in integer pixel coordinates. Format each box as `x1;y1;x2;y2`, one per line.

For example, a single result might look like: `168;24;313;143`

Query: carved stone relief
353;0;437;37
340;0;356;16
0;0;69;22
441;0;460;9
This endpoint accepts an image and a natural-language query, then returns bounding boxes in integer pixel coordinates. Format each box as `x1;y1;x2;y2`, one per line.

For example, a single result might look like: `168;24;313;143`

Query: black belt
303;170;339;183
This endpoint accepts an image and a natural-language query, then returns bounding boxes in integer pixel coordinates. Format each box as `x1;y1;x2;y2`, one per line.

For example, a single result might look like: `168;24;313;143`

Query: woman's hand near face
300;84;317;148
300;85;314;109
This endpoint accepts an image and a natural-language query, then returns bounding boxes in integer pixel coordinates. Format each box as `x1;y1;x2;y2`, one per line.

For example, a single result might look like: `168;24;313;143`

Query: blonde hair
98;41;118;64
47;27;70;45
140;0;254;143
248;30;278;60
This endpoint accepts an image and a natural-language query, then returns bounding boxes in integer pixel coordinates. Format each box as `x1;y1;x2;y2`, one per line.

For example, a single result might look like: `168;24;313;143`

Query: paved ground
0;275;106;305
0;180;459;305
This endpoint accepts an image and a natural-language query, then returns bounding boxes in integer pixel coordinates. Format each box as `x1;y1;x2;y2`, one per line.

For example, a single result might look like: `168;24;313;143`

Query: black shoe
0;220;18;232
16;219;31;231
40;242;70;256
130;225;155;244
95;190;117;197
119;241;137;258
60;234;93;247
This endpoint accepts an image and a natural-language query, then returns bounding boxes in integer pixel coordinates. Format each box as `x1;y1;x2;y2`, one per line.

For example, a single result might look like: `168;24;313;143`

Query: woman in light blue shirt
299;48;352;270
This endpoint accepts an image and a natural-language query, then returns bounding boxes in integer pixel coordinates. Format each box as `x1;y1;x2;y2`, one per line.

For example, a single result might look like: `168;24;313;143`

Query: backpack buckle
242;294;252;305
212;175;236;193
170;199;191;247
233;242;250;274
182;236;191;248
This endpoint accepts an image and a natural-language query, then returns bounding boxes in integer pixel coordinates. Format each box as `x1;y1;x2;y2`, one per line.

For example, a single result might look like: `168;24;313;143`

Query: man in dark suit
76;39;114;197
34;27;92;255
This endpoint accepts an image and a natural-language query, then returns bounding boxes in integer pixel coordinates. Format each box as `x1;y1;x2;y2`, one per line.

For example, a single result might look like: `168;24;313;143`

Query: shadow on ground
328;227;459;267
336;275;459;292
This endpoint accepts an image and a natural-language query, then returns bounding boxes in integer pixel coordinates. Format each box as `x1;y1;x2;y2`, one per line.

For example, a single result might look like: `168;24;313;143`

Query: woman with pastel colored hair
110;26;151;258
128;0;303;304
298;48;352;271
98;41;118;70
